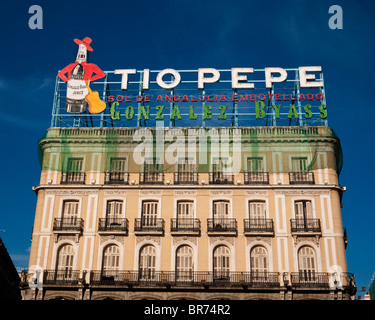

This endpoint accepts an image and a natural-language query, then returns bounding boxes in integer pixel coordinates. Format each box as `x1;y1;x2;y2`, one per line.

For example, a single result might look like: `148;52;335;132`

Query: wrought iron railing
98;218;129;233
171;218;201;233
134;218;164;233
290;272;330;288
60;172;85;184
43;270;81;285
104;172;129;184
89;270;280;287
139;172;164;184
209;172;234;184
53;218;84;232
289;172;315;184
207;218;237;233
174;172;198;184
290;219;321;233
244;219;274;233
244;172;269;184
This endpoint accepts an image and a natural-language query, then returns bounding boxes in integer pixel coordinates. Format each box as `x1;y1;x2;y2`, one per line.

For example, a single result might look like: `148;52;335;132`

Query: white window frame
246;241;273;273
293;242;322;273
292;197;316;220
289;155;311;172
175;198;196;219
246;156;266;172
108;156;128;173
58;197;82;220
210;197;233;219
102;197;126;219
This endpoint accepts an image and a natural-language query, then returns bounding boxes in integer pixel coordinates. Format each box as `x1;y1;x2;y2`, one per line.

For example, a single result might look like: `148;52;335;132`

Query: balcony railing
244;219;274;234
290;219;321;233
60;172;85;184
139;172;164;184
171;218;201;234
134;218;164;233
104;172;129;184
89;270;280;288
290;272;330;288
174;172;198;184
289;172;315;184
98;218;129;234
43;270;81;285
207;218;237;234
209;172;234;184
53;218;84;233
244;172;269;185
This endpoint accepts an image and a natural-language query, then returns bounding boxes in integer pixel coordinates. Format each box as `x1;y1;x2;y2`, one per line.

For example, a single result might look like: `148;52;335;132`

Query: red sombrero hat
74;37;93;52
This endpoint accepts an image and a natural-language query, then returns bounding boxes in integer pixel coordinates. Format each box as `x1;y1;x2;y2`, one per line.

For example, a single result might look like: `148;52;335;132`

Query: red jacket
58;61;105;82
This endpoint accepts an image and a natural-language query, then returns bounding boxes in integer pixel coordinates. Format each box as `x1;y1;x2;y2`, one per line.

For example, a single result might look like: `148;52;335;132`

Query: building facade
22;125;356;300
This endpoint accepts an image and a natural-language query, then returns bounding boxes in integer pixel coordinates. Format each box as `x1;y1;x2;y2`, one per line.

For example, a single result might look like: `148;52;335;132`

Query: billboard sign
52;38;327;128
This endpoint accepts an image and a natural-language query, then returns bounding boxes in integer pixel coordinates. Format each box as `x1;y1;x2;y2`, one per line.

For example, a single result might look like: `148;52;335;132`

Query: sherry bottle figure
58;37;105;113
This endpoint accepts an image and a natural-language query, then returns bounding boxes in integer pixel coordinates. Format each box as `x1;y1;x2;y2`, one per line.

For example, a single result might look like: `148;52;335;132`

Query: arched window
56;244;74;279
139;245;156;280
213;245;230;280
298;246;317;281
102;245;120;277
176;245;193;281
250;246;268;280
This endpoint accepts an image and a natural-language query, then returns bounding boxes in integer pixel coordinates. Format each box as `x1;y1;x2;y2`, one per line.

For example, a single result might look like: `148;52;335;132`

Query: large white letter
156;69;181;89
231;68;254;89
133;128;153;165
265;67;287;88
299;66;324;88
165;128;185;166
142;69;150;90
328;5;343;30
114;69;137;90
198;68;220;89
28;5;43;30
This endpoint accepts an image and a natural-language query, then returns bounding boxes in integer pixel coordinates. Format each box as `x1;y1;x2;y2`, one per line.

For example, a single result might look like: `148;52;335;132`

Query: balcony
43;270;81;286
209;172;234;185
89;270;280;288
174;172;198;185
104;172;129;184
207;218;237;236
98;218;129;235
139;172;164;185
60;172;85;184
244;219;274;236
244;172;269;185
171;218;201;236
290;272;330;288
53;218;84;234
289;172;315;184
290;219;321;234
134;218;164;235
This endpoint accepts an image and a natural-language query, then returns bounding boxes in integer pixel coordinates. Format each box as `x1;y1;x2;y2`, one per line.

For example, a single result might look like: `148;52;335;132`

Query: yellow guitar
85;80;106;114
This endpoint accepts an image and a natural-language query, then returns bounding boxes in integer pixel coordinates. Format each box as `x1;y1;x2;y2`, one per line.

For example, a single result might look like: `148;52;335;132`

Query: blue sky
0;0;374;296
